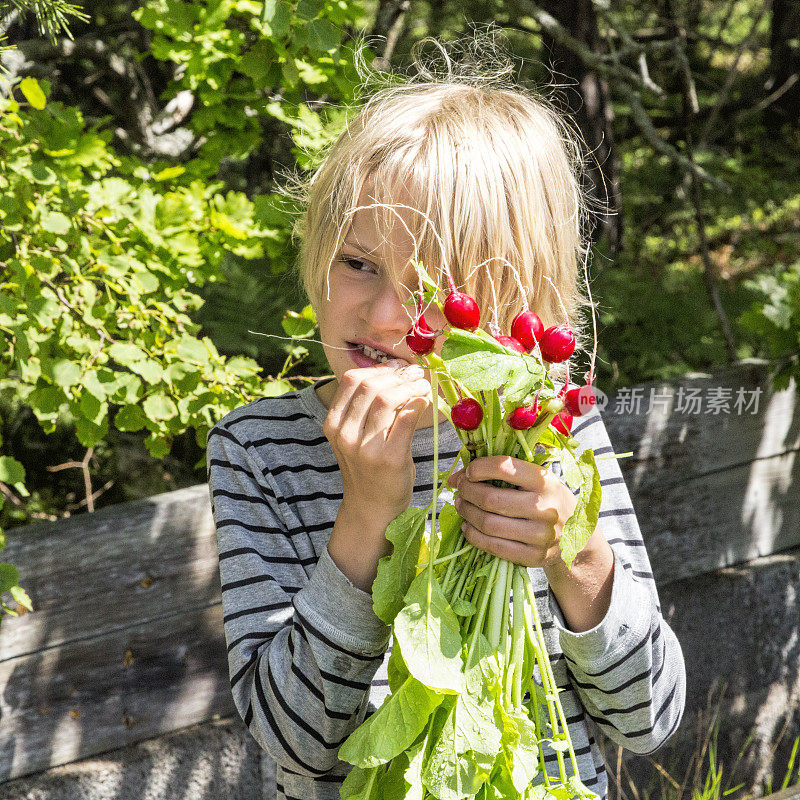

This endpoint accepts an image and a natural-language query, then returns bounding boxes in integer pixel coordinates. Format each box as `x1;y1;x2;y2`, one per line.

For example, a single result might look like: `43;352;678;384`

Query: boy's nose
363;283;413;334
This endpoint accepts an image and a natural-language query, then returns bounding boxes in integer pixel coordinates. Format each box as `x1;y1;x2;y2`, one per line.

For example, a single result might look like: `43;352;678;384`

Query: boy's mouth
348;341;404;365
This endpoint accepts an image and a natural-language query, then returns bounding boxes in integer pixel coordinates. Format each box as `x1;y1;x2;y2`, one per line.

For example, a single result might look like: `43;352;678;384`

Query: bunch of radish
339;263;603;800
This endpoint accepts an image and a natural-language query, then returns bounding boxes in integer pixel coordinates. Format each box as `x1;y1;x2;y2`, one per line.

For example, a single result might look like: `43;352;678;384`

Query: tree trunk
767;0;800;123
538;0;623;254
370;0;411;70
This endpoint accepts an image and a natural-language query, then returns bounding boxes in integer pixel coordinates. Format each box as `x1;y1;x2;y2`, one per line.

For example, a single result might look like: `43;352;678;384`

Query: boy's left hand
446;455;579;569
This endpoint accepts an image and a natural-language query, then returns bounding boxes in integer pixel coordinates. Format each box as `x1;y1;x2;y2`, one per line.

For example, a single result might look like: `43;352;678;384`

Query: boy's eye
341;256;377;274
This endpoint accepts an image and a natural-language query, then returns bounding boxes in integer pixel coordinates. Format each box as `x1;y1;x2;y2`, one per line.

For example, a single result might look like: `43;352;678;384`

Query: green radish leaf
436;503;462;562
559;449;602;569
403;732;430;800
372;507;428;624
444;342;542;396
422;701;491;800
338;675;443;768
547;738;570;752
451;597;476;617
340;764;380;799
386;639;409;693
545;784;578;799
507;712;541;791
559;445;582;491
502;366;544;404
395;571;464;693
411;259;440;294
377;748;412;798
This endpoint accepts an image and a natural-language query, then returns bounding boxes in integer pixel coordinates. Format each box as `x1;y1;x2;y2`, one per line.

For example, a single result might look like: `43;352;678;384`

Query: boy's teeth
357;343;391;363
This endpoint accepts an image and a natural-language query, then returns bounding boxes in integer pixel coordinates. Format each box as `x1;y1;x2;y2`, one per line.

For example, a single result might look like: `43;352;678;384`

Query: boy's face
316;182;447;392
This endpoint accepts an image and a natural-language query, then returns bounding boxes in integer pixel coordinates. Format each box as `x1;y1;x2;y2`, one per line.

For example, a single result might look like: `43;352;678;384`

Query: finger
446;469;465;490
360;379;431;443
384;394;431;448
464;455;548;491
454;494;554;545
461;520;542;567
339;370;425;441
456;478;560;524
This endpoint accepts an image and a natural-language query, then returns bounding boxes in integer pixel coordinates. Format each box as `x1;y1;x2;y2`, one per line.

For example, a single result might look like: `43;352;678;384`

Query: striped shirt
206;378;686;800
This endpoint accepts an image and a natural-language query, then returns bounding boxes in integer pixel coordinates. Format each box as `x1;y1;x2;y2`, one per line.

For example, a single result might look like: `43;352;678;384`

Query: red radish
451;398;483;431
406;314;436;355
494;335;527;353
539;325;575;363
511;311;544;352
508;404;540;430
563;385;596;417
444;291;480;331
551;412;573;435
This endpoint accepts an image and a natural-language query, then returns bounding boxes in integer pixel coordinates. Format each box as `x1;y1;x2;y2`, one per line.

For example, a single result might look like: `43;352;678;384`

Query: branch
697;0;772;150
512;0;666;96
616;82;730;192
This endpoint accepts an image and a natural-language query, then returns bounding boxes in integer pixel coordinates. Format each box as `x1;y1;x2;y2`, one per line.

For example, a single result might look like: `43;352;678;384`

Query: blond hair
291;34;597;379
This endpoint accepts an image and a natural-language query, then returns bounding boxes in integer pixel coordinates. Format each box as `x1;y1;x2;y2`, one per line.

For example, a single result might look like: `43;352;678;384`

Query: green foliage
0;75;316;615
133;0;368;176
739;261;800;391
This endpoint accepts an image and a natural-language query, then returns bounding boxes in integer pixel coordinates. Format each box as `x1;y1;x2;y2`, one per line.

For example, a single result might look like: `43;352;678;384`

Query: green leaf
20;77;46;109
75;414;108;448
372;507;428;624
559;449;602;569
143;393;178;421
30;162;57;184
129;359;163;384
79;391;108;424
340;764;380;800
451;597;476;617
115;403;147;432
0;563;20;594
403;733;429;800
387;638;410;693
40;210;71;234
507;711;541;791
307;18;340;52
422;703;485;800
394;571;464;693
436;503;462;562
296;0;324;17
442;330;543;395
262;0;291;37
281;304;317;338
338;675;443;768
0;456;25;485
10;584;33;611
109;342;148;366
52;359;81;388
176;336;211;365
260;379;293;397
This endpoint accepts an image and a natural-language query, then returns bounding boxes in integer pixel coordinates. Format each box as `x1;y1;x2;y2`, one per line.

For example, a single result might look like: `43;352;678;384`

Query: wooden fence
0;358;798;784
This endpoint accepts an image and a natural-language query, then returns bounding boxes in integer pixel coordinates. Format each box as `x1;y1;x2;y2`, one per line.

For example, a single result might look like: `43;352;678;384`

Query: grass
601;687;800;800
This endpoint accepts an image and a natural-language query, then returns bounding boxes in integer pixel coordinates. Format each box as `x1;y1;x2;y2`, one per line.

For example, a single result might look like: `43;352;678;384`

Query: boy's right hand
322;361;432;524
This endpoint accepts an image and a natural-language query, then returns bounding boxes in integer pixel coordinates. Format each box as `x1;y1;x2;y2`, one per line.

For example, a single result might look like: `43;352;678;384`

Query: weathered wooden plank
601;359;800;582
0;603;235;782
0;484;218;662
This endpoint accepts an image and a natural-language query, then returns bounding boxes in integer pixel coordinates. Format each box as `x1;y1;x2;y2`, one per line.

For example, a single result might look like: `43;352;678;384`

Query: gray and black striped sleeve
206;421;391;776
548;404;686;755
